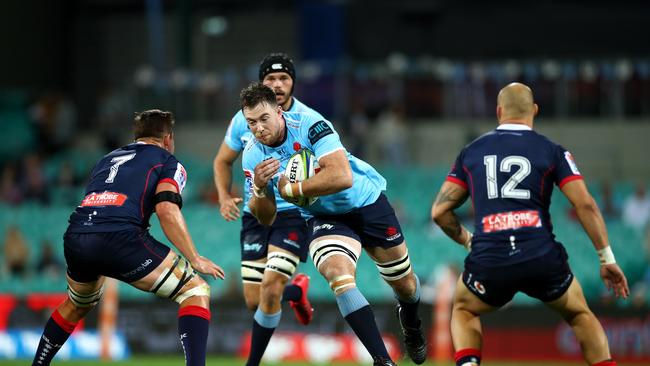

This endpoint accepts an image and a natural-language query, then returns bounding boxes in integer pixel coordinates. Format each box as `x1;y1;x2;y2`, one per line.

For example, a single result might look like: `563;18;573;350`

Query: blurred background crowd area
1;0;649;308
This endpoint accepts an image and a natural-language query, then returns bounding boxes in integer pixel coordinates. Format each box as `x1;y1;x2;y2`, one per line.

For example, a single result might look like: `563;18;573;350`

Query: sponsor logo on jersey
293;142;302;151
313;223;334;233
308;121;333;145
174;163;188;192
482;210;542;233
564;151;580;175
81;191;128;207
385;227;402;241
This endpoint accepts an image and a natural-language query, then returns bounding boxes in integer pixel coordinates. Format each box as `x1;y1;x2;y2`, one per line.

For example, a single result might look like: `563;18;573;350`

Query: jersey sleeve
553;144;583;188
445;150;469;189
159;155;188;194
302;116;345;159
241;143;262;197
223;113;247;152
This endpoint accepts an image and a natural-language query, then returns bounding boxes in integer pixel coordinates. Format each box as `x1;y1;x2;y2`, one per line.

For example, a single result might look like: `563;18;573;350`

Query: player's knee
241;260;266;287
329;274;356;295
309;239;360;277
374;252;412;282
265;252;299;280
149;256;210;303
67;285;103;310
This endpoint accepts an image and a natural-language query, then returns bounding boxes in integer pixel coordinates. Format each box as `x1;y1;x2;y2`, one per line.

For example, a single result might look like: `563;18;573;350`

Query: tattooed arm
431;181;472;248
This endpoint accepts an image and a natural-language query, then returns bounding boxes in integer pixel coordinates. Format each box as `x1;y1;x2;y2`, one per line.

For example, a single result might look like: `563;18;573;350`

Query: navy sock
246;309;281;366
396;274;422;328
32;310;77;366
282;284;302;302
178;306;210;366
337;288;390;359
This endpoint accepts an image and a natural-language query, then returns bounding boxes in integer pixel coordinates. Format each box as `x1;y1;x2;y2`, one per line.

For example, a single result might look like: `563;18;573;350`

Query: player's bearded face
262;72;293;108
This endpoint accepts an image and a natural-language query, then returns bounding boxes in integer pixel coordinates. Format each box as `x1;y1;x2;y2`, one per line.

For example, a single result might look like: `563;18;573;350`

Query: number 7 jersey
67;142;187;233
446;123;583;266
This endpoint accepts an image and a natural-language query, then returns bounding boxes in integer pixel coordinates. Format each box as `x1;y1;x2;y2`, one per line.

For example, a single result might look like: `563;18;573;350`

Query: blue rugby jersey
242;109;386;215
447;123;583;266
224;97;322;213
67;142;187;233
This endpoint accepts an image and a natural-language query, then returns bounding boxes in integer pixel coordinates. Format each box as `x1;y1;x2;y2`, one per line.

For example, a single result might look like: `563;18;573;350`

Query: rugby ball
284;149;319;207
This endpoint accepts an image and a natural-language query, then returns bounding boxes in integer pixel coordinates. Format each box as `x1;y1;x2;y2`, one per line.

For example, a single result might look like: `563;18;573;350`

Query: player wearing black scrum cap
212;53;325;366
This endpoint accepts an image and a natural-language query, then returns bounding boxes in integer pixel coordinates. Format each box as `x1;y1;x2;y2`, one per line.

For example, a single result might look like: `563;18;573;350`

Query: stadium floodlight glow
202;16;228;37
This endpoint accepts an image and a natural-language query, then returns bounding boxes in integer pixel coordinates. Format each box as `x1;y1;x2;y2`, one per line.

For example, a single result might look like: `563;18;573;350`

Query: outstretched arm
155;182;225;279
431;181;473;250
561;179;629;298
213;142;243;221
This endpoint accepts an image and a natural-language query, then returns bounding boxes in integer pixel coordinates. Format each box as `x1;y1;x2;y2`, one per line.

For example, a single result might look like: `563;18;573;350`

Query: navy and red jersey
447;123;583;266
67;142;187;233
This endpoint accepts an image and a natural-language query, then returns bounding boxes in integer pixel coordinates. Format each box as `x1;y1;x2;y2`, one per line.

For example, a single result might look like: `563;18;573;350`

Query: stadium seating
0;166;647;306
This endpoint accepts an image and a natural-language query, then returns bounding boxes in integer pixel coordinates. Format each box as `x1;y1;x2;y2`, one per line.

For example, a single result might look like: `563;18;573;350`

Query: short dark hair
133;109;175;140
240;82;277;111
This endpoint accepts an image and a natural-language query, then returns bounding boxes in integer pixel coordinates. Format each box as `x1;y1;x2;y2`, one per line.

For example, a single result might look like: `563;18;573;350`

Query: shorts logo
308;121;334;145
120;258;153;277
283;231;300;248
81;191;128;207
385;227;402;241
473;281;486;295
244;243;263;252
482;210;541;233
313;223;334;233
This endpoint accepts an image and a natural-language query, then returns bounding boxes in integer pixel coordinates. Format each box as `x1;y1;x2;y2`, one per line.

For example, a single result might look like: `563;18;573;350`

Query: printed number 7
105;153;136;183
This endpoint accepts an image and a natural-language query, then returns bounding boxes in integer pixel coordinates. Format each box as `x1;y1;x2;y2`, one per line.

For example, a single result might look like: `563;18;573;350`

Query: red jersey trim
558;175;583;189
158;178;180;193
446;176;468;190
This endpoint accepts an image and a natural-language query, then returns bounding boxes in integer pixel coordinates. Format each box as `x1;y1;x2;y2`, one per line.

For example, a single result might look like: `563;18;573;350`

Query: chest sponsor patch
482;210;541;233
308;120;333;145
81;191;128;207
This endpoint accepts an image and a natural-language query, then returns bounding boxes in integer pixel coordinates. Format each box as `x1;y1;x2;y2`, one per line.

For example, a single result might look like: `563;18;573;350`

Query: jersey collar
497;123;532;131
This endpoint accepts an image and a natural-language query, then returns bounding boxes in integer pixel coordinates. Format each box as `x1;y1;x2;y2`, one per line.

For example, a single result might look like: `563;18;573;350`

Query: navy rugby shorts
64;228;170;283
308;193;405;248
462;244;574;307
240;209;309;262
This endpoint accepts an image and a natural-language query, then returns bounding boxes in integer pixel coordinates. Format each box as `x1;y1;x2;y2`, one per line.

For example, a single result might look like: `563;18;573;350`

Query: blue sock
336;287;390;359
178;306;210;366
32;310;76;366
246;309;281;366
282;284;302;302
395;274;422;328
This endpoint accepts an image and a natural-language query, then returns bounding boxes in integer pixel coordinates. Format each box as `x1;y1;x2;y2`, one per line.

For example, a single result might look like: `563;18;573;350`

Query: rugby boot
395;304;427;364
372;356;397;366
289;273;313;325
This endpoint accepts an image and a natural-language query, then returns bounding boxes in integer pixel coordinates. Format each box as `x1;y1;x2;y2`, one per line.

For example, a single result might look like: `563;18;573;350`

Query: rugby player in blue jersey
431;83;629;366
212;53;316;366
240;82;426;366
31;110;224;366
